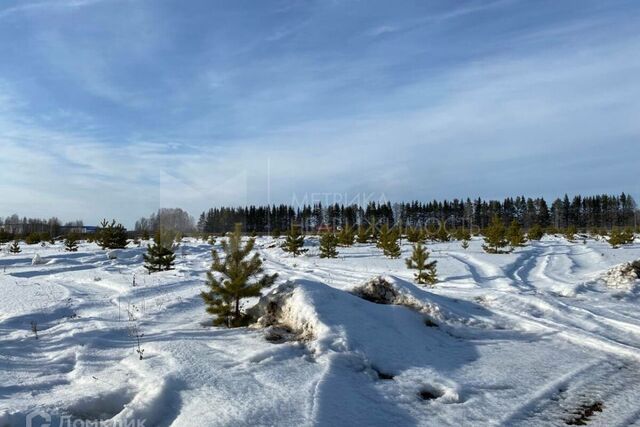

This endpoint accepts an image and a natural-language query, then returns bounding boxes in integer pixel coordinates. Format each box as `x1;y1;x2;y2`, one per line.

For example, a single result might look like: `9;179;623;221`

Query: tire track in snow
502;357;640;426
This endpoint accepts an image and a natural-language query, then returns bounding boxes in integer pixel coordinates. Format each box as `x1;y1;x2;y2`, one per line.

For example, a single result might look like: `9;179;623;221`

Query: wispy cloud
0;0;638;224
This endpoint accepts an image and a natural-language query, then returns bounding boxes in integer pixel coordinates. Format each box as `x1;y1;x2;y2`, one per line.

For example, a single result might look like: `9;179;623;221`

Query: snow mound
351;275;443;322
249;282;327;344
601;260;640;289
31;253;45;265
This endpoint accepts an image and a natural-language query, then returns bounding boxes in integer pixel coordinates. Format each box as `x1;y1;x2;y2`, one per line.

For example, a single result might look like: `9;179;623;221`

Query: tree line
196;193;638;234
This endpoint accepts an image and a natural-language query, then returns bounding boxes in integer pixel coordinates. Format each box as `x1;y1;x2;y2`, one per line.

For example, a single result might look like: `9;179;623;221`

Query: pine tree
406;226;423;243
377;223;401;258
406;243;437;285
366;216;378;242
482;215;509;254
564;225;577;242
356;225;369;244
527;224;544;240
506;220;527;247
319;232;339;258
9;240;21;254
282;225;306;256
608;227;634;248
337;224;355;246
97;219;128;249
461;239;469;250
143;231;176;273
201;224;277;327
64;233;79;252
434;226;450;242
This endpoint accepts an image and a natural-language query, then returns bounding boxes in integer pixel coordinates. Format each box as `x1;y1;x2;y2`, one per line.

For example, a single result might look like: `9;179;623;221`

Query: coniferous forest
194;193;638;234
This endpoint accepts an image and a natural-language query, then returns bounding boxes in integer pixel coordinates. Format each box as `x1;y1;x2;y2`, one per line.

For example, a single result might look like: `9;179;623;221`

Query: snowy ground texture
1;236;640;427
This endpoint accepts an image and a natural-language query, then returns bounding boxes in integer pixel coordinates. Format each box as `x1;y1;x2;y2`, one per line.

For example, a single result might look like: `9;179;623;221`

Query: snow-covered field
1;236;640;426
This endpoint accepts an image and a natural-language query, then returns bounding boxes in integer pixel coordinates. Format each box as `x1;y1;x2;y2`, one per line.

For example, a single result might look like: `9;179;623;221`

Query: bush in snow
406;243;437;286
201;223;278;327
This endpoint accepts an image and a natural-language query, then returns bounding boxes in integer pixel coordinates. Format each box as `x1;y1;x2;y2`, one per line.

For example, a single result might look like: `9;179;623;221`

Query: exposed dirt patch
565;401;603;425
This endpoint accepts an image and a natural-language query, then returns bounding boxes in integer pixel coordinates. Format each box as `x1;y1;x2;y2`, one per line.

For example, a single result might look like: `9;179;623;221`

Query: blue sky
0;0;638;226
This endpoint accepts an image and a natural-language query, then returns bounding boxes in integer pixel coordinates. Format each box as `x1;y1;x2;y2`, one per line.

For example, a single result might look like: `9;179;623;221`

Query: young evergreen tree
406;226;423;243
25;233;41;245
319;232;339;258
143;231;176;273
97;219;129;249
482;215;509;254
435;226;450;242
201;224;278;327
527;224;544;241
366;216;378;242
282;225;306;256
406;243;437;285
564;225;577;242
337;224;355;246
9;240;21;254
608;227;635;248
356;225;369;244
377;223;401;258
64;233;79;252
506;220;527;247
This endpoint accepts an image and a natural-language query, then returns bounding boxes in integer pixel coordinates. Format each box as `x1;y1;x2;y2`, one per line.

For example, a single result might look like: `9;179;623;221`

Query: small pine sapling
564;225;577;242
337;224;355;246
506;220;527;248
406;243;437;285
282;225;307;257
143;231;176;273
319;232;339;258
482;215;509;254
527;224;544;241
201;224;278;327
377;223;401;258
64;233;79;252
356;225;369;244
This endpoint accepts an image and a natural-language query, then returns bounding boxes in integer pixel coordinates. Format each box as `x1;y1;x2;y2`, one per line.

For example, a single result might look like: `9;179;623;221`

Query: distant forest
196;193;638;234
1;193;637;238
